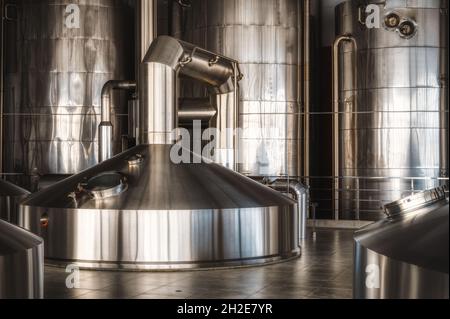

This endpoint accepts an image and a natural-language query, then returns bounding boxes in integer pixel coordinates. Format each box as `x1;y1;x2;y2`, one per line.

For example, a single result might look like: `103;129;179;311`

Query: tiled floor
44;229;355;299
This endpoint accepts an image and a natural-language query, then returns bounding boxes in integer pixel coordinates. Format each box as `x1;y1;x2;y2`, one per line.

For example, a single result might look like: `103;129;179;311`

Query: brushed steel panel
354;191;449;299
19;145;300;270
333;0;448;220
182;0;302;177
3;0;133;184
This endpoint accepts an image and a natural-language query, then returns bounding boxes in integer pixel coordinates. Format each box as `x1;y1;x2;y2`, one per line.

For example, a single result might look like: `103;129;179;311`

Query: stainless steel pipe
303;0;311;187
250;177;309;241
269;180;309;241
139;36;242;151
179;98;216;125
332;34;357;221
0;1;4;174
99;80;136;162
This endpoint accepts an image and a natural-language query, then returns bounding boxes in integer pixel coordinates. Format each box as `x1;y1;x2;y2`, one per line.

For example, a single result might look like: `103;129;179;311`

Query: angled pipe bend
99;80;137;163
249;177;309;241
268;180;309;241
143;36;242;94
139;36;243;162
332;34;357;221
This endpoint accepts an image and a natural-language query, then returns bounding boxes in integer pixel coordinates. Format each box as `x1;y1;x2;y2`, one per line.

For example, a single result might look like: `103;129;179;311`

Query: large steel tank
333;0;449;221
2;0;133;189
180;0;303;178
354;186;449;299
0;218;43;299
19;145;300;270
18;36;300;271
0;179;29;223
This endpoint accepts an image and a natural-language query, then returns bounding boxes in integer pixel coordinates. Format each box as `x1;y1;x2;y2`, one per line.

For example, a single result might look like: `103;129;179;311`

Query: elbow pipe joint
143;36;242;94
249;176;309;241
99;80;137;163
268;179;310;241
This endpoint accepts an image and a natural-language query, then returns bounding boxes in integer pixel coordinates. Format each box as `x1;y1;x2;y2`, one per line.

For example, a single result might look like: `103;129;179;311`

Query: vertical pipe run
137;0;158;145
303;0;311;187
139;36;240;147
440;8;449;182
268;180;309;241
210;62;240;170
99;81;136;162
332;35;357;221
0;0;4;176
139;63;178;145
137;0;157;64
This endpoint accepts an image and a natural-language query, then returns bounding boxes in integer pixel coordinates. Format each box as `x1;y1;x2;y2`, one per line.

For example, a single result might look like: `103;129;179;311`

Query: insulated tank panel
180;0;302;178
2;0;133;188
335;0;448;220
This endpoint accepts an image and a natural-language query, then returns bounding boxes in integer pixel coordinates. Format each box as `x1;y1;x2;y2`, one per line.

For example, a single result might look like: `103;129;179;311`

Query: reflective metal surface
178;98;216;126
19;145;300;270
43;229;355;299
0;218;43;299
0;178;29;223
99;80;136;162
384;186;447;217
139;35;241;169
2;0;133;187
181;0;302;177
354;187;449;299
251;177;309;241
335;0;449;220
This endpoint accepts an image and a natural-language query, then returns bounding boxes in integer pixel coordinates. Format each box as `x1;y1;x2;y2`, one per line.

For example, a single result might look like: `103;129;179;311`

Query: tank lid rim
384;186;448;217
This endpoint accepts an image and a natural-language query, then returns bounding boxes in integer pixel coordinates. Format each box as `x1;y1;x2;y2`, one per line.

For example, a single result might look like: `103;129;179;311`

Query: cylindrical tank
354;186;449;299
19;144;300;270
180;0;302;177
0;179;29;223
334;0;448;220
0;219;44;299
2;0;133;188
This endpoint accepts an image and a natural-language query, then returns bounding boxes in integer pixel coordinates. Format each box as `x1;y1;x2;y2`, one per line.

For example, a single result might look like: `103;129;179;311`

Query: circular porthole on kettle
384;12;401;30
80;172;128;200
398;19;417;39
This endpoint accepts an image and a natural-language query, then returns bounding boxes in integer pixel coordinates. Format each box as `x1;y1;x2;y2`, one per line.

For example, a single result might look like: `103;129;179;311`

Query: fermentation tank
333;0;449;220
2;0;133;189
354;186;449;299
180;0;303;177
0;179;29;223
0;218;43;299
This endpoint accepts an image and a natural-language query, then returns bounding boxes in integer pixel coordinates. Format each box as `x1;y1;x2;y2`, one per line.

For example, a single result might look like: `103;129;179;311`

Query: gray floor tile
43;229;356;299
